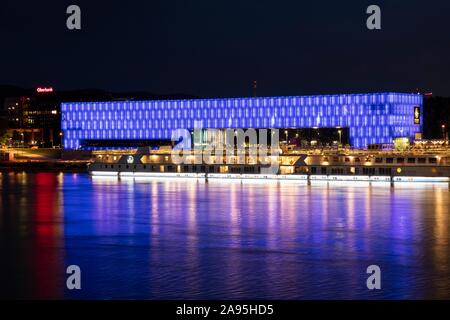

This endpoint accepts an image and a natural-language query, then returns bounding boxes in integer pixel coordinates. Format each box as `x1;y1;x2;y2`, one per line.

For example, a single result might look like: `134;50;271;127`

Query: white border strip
393;176;449;183
90;171;119;176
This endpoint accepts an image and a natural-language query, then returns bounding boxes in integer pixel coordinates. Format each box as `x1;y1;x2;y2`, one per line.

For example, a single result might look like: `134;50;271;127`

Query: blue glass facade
61;92;423;149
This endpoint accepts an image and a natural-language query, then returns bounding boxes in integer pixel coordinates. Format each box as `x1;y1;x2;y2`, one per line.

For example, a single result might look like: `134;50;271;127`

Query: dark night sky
0;0;449;97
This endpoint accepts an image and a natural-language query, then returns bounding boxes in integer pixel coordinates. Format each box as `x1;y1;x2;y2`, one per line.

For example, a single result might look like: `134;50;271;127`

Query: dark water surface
1;172;449;299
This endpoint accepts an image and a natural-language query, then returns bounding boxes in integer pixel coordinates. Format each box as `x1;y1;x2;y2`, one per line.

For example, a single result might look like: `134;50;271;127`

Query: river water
0;172;449;299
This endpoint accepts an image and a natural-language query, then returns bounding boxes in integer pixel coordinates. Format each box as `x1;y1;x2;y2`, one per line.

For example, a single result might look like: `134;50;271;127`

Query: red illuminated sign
36;87;54;93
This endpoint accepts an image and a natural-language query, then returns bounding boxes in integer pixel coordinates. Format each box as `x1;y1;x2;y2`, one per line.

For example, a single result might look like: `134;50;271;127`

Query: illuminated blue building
61;92;423;149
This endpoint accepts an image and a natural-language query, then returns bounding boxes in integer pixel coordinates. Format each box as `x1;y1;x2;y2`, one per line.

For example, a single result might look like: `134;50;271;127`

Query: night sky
1;0;449;97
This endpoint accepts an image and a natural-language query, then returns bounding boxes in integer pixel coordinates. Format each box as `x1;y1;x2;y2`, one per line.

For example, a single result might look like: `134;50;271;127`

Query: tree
0;118;11;146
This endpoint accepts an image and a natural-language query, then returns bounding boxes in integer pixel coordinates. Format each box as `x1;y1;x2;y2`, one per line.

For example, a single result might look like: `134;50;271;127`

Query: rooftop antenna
252;80;257;97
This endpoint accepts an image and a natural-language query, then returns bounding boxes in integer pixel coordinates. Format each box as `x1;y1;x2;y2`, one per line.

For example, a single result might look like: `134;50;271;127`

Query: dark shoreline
0;161;89;173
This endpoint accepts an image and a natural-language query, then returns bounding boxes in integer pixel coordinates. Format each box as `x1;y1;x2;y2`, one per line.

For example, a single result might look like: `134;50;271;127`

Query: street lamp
285;130;288;144
338;129;342;145
442;124;446;141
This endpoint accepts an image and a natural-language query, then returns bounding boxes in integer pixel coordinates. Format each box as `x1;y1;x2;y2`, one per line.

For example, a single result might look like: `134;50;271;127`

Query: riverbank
0;160;89;172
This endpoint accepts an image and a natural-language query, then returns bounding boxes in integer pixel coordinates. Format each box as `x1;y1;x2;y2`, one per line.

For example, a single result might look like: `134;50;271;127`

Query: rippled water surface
1;172;449;299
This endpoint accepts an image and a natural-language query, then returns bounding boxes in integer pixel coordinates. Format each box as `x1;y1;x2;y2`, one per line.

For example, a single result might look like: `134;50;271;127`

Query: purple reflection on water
1;172;449;299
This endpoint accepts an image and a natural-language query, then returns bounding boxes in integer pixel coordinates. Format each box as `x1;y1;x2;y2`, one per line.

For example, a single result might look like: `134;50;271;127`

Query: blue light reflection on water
0;172;449;299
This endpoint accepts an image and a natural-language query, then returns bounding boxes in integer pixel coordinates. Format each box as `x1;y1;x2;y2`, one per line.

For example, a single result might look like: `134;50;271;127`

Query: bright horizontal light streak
328;175;370;181
91;171;118;176
370;176;391;182
240;174;278;180
241;179;279;184
208;174;241;179
119;172;134;177
393;182;449;189
90;171;449;184
393;176;449;183
134;176;202;182
279;175;308;180
208;174;308;181
327;180;371;187
122;172;205;179
92;175;119;180
309;175;329;180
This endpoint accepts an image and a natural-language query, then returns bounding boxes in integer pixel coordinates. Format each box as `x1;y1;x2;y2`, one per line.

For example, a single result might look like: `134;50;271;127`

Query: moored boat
88;147;450;184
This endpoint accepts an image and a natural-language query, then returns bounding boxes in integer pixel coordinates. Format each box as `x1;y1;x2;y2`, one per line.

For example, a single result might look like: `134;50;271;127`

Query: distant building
61;92;423;150
1;85;190;148
3;88;60;147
